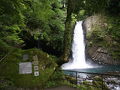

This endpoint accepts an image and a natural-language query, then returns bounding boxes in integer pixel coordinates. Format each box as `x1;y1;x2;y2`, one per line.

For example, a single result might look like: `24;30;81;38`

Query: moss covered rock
0;48;57;89
83;14;120;65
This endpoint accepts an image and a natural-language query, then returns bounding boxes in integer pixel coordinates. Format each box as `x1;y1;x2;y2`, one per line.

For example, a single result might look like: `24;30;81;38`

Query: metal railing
63;70;120;90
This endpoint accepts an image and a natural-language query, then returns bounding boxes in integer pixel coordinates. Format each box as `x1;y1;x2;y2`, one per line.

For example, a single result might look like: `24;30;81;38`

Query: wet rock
88;46;120;65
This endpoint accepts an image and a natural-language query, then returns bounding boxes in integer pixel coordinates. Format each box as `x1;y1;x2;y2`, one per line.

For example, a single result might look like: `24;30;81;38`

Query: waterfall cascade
62;21;92;70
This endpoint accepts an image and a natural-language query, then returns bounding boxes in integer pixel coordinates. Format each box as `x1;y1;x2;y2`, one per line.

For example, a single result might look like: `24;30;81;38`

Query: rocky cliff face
83;14;120;65
88;46;120;65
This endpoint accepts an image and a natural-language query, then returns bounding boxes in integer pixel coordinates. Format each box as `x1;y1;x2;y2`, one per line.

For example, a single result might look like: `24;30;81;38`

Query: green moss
0;77;14;89
45;70;66;88
92;76;109;90
0;48;57;88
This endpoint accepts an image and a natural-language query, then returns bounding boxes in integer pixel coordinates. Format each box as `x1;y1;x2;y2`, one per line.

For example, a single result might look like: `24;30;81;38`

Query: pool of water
64;65;120;73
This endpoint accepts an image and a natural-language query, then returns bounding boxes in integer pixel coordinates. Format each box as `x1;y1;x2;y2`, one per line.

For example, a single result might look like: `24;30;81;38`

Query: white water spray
62;21;92;70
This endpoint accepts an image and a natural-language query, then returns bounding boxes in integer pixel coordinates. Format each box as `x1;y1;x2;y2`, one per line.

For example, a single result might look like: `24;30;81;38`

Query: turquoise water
64;65;120;74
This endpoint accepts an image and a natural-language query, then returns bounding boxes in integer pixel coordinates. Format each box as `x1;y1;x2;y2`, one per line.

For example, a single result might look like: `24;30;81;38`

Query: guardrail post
76;72;77;85
101;74;103;90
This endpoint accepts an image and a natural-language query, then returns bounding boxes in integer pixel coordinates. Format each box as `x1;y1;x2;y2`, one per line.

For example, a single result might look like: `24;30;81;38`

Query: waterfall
62;21;92;70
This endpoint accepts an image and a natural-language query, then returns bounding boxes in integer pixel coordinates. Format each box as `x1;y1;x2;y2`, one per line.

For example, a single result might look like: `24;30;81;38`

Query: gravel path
45;86;79;90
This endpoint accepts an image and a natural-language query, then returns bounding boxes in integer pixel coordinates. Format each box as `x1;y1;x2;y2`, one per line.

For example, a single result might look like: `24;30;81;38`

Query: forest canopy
0;0;120;60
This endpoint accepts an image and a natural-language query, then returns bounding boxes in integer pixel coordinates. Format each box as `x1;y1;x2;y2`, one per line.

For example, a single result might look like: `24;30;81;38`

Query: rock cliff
83;14;120;65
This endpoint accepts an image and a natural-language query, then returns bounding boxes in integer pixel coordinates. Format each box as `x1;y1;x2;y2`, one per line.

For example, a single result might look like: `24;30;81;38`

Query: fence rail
63;70;120;90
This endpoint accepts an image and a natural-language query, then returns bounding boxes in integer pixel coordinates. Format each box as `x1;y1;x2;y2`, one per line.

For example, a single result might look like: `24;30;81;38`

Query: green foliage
84;0;110;14
22;0;65;55
67;0;119;19
0;48;57;88
0;0;25;49
45;70;65;88
0;0;25;25
106;0;120;15
106;16;120;60
0;0;66;56
107;17;120;41
0;77;14;89
76;10;86;21
0;25;24;47
66;0;111;15
0;40;11;60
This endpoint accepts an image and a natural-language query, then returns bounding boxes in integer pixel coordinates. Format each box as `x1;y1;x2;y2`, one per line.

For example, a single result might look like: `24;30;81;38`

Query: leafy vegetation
0;0;65;57
106;16;120;60
0;48;57;89
45;69;66;88
0;0;120;89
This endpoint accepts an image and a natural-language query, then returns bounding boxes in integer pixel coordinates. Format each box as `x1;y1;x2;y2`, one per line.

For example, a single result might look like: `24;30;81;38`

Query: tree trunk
63;0;73;62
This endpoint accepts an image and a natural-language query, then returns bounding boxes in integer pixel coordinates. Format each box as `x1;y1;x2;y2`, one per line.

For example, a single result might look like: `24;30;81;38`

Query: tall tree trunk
63;0;73;62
